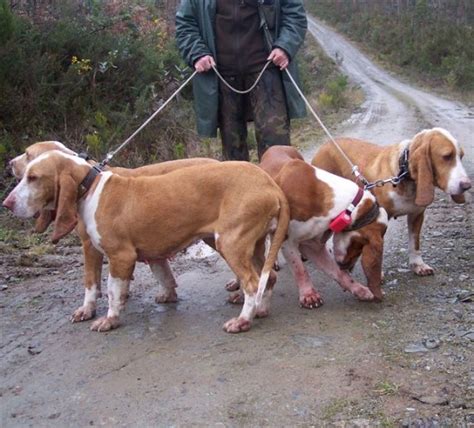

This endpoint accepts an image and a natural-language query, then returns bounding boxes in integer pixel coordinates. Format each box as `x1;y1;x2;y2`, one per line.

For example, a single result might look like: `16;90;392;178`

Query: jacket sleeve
175;1;213;67
273;0;307;61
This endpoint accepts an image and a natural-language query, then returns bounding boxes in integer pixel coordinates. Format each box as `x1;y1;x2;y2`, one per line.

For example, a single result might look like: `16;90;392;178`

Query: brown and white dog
312;128;471;277
4;151;290;333
9;141;218;323
257;146;387;305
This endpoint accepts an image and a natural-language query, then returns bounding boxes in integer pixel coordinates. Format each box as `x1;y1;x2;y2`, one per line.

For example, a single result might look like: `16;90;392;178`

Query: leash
282;68;369;187
98;70;197;168
211;61;272;94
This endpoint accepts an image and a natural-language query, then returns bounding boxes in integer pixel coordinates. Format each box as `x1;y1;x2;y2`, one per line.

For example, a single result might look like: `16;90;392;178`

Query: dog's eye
27;174;38;182
442;153;453;161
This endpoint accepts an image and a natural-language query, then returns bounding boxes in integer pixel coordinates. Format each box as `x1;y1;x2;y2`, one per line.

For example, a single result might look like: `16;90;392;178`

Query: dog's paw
71;305;96;323
225;278;240;292
256;308;270;318
352;285;374;301
227;291;244;304
411;262;434;276
90;316;120;332
223;317;251;333
299;289;324;309
155;289;178;304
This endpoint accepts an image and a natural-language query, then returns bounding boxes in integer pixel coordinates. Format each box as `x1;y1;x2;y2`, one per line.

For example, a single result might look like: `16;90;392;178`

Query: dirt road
1;17;473;427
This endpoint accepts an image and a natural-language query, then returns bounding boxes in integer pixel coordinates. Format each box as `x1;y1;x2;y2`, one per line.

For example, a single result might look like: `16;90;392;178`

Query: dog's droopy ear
451;194;466;204
35;210;55;233
51;172;78;243
410;139;435;207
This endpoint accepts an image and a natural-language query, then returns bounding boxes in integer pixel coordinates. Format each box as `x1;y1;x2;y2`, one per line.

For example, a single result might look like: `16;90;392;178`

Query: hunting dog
4;151;290;333
312;128;471;277
9;141;217;323
229;146;387;306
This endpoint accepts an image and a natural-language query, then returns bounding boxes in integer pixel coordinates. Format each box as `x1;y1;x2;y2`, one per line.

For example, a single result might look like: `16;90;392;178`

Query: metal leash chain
211;61;272;94
100;70;198;167
282;68;369;187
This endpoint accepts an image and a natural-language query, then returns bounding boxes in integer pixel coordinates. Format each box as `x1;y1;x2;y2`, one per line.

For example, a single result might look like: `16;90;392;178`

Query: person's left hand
268;48;289;70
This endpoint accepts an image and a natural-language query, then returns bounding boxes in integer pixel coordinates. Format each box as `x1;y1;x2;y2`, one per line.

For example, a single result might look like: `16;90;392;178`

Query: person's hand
194;55;216;73
268;48;289;70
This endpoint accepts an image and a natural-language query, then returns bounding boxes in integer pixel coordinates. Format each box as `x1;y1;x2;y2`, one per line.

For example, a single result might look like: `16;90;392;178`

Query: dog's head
3;151;90;243
9;141;78;233
332;207;388;300
408;128;471;206
9;141;77;179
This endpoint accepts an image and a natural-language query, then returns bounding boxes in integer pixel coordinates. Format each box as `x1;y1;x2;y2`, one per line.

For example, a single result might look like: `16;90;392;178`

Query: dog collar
394;148;410;185
329;188;364;233
345;202;380;232
79;165;103;199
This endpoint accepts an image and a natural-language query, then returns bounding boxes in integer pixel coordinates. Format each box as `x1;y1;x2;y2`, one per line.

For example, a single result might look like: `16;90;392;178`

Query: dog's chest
78;172;112;253
387;186;419;216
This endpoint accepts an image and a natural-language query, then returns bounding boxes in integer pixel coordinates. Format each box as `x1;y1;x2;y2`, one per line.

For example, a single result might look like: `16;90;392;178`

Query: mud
1;16;473;428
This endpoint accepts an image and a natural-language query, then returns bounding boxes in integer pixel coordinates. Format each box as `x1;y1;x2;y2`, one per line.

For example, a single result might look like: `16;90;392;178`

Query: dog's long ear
410;137;434;207
451;194;466;204
51;172;78;244
35;210;55;233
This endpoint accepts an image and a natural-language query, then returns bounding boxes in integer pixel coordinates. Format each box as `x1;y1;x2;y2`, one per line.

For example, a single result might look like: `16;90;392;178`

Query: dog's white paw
71;305;96;323
299;288;324;309
223;317;251;333
411;262;434;276
352;285;374;301
227;291;244;304
90;316;120;332
155;289;178;303
225;278;240;292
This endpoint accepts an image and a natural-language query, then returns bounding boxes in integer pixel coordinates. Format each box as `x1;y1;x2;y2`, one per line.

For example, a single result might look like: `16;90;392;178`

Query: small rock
456;291;473;303
412;394;448;406
27;344;42;355
463;332;474;342
423;338;441;349
1;284;8;291
404;343;428;353
48;413;61;420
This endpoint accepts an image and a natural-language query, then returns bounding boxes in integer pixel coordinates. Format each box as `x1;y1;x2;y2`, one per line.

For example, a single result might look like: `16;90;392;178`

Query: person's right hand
194;55;216;73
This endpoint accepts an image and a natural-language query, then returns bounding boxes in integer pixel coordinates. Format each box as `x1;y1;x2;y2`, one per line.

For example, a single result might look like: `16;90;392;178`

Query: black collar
79;165;103;199
346;202;380;232
394;148;410;185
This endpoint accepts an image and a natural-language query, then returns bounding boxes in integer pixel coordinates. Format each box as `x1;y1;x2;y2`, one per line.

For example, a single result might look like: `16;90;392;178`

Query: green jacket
176;0;307;138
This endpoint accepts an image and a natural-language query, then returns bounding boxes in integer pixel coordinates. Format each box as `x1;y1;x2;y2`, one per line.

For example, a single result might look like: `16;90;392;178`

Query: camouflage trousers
218;67;290;161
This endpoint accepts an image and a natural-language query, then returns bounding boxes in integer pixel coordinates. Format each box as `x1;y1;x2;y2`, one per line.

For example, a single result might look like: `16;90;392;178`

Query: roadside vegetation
306;0;474;95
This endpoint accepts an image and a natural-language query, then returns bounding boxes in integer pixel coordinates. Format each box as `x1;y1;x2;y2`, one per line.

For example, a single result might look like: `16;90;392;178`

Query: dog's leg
219;235;260;333
281;240;324;309
149;260;178;303
253;236;276;318
90;253;135;332
300;240;374;301
71;235;103;322
407;211;434;276
360;236;384;301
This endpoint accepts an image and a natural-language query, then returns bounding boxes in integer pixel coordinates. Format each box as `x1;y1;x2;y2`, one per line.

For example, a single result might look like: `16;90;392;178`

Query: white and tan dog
9;141;217;323
312;128;471;276
257;146;387;305
4;151;290;333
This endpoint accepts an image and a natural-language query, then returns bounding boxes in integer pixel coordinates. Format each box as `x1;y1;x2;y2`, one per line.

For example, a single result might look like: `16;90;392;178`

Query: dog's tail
256;192;290;305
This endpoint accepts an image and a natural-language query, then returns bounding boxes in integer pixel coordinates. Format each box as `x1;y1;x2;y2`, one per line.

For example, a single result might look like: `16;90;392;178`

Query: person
176;0;307;161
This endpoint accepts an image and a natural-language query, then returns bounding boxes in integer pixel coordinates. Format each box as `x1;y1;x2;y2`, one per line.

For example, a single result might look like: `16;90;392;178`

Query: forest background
0;0;473;184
